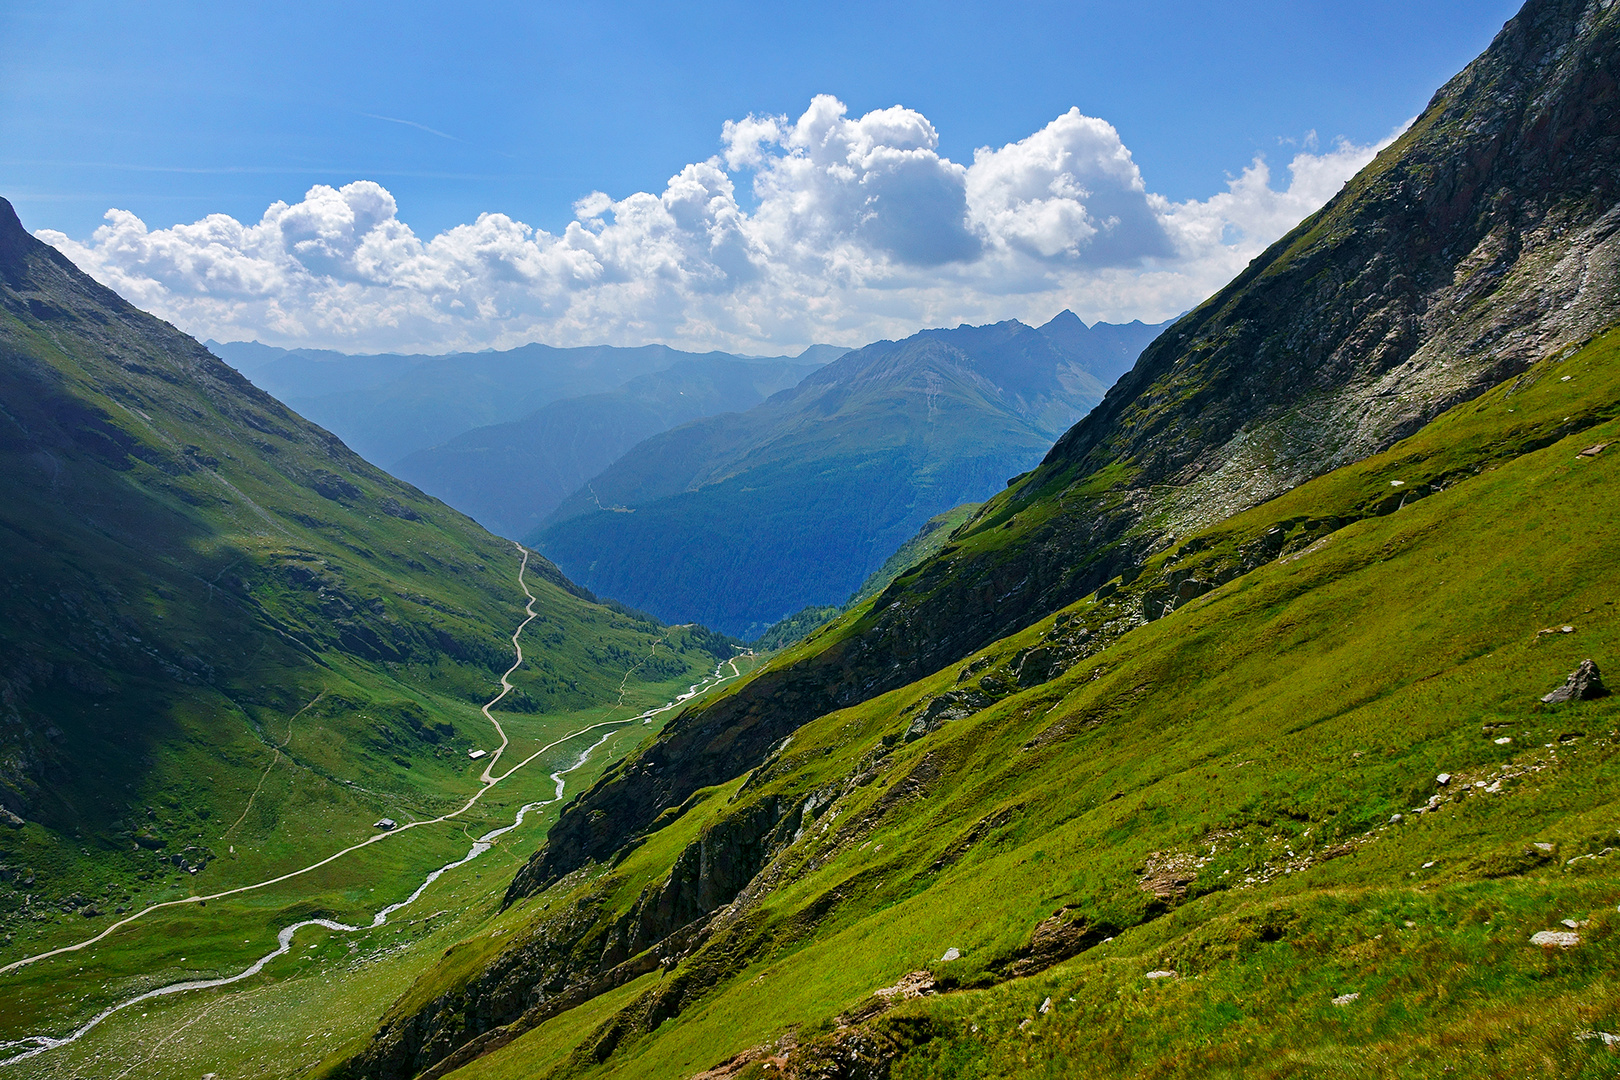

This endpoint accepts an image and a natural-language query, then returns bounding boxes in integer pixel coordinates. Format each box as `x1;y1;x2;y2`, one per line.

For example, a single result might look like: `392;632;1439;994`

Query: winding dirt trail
475;546;542;784
0;545;752;1069
220;690;327;841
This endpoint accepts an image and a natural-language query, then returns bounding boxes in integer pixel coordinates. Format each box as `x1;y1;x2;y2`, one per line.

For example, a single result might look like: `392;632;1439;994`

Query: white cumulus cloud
37;97;1403;354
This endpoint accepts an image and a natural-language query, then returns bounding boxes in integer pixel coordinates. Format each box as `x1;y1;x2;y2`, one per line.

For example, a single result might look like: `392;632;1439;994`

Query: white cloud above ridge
37;96;1403;354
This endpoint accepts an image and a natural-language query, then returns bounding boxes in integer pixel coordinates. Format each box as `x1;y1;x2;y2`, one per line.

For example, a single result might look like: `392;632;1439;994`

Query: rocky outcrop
1542;659;1610;702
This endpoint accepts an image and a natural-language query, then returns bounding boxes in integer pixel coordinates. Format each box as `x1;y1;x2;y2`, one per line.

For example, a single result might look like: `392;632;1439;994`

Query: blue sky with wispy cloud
1;0;1520;352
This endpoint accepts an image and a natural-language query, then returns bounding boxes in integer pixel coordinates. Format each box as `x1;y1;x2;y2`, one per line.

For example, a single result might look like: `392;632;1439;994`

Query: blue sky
1;0;1525;352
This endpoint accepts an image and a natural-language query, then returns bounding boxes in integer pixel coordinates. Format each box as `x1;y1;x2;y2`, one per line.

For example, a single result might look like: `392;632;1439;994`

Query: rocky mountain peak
1047;0;1620;522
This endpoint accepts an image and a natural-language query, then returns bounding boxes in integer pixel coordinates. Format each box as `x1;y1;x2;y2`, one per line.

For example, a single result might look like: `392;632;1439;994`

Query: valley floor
0;556;759;1079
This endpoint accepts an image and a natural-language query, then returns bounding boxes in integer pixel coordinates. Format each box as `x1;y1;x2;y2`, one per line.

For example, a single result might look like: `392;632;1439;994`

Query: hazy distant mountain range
534;313;1173;637
212;316;1168;639
391;356;824;540
208;339;848;468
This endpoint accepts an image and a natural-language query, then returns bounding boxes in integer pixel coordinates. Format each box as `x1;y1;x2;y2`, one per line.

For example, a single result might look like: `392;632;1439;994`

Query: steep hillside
337;309;1620;1080
527;0;1620;865
209;339;838;468
309;4;1620;1077
0;194;731;967
391;356;823;540
535;315;1169;637
755;502;983;651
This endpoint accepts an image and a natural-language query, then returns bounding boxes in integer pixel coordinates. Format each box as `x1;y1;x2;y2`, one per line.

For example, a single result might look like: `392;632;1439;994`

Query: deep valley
2;0;1618;1077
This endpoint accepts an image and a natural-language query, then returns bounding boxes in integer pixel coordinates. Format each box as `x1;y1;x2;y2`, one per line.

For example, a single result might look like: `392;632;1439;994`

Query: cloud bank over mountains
39;96;1398;354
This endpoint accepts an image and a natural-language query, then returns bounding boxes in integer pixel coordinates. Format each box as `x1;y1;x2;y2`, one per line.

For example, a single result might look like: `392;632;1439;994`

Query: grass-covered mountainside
353;326;1617;1080
392;356;824;541
535;315;1171;637
313;3;1620;1077
559;0;1620;727
210;339;844;469
0;194;745;1072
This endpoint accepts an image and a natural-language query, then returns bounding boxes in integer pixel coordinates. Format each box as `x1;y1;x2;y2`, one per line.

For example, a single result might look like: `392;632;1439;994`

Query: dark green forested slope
754;501;983;652
324;2;1620;1077
0;197;728;944
535;316;1169;638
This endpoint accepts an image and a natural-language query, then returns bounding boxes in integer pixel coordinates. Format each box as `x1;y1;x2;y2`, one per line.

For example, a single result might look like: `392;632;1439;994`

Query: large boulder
1542;659;1609;703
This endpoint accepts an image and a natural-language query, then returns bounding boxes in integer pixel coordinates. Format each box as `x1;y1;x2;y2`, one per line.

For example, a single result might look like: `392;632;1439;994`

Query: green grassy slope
369;319;1620;1080
0;195;732;1005
541;0;1620;743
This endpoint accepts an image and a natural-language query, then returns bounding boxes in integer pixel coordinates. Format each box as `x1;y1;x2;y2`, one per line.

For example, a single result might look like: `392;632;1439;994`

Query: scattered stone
1390;813;1404;823
1422;861;1436;869
940;947;961;962
1495;736;1513;745
874;970;936;1000
1575;1029;1620;1047
1542;660;1609;704
1039;997;1052;1014
1577;442;1609;457
1332;992;1360;1006
1018;1018;1032;1030
1531;930;1581;947
1562;918;1589;929
1436;773;1452;785
0;807;23;829
1535;842;1555;853
1144;970;1176;979
1138;849;1207;900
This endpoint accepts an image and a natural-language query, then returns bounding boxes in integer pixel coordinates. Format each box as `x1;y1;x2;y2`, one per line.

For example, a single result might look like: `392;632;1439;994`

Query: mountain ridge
209;338;842;468
534;313;1172;636
391;356;821;539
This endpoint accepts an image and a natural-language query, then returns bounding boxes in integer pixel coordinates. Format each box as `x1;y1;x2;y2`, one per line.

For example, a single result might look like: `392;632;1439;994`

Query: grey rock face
1542;659;1610;703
